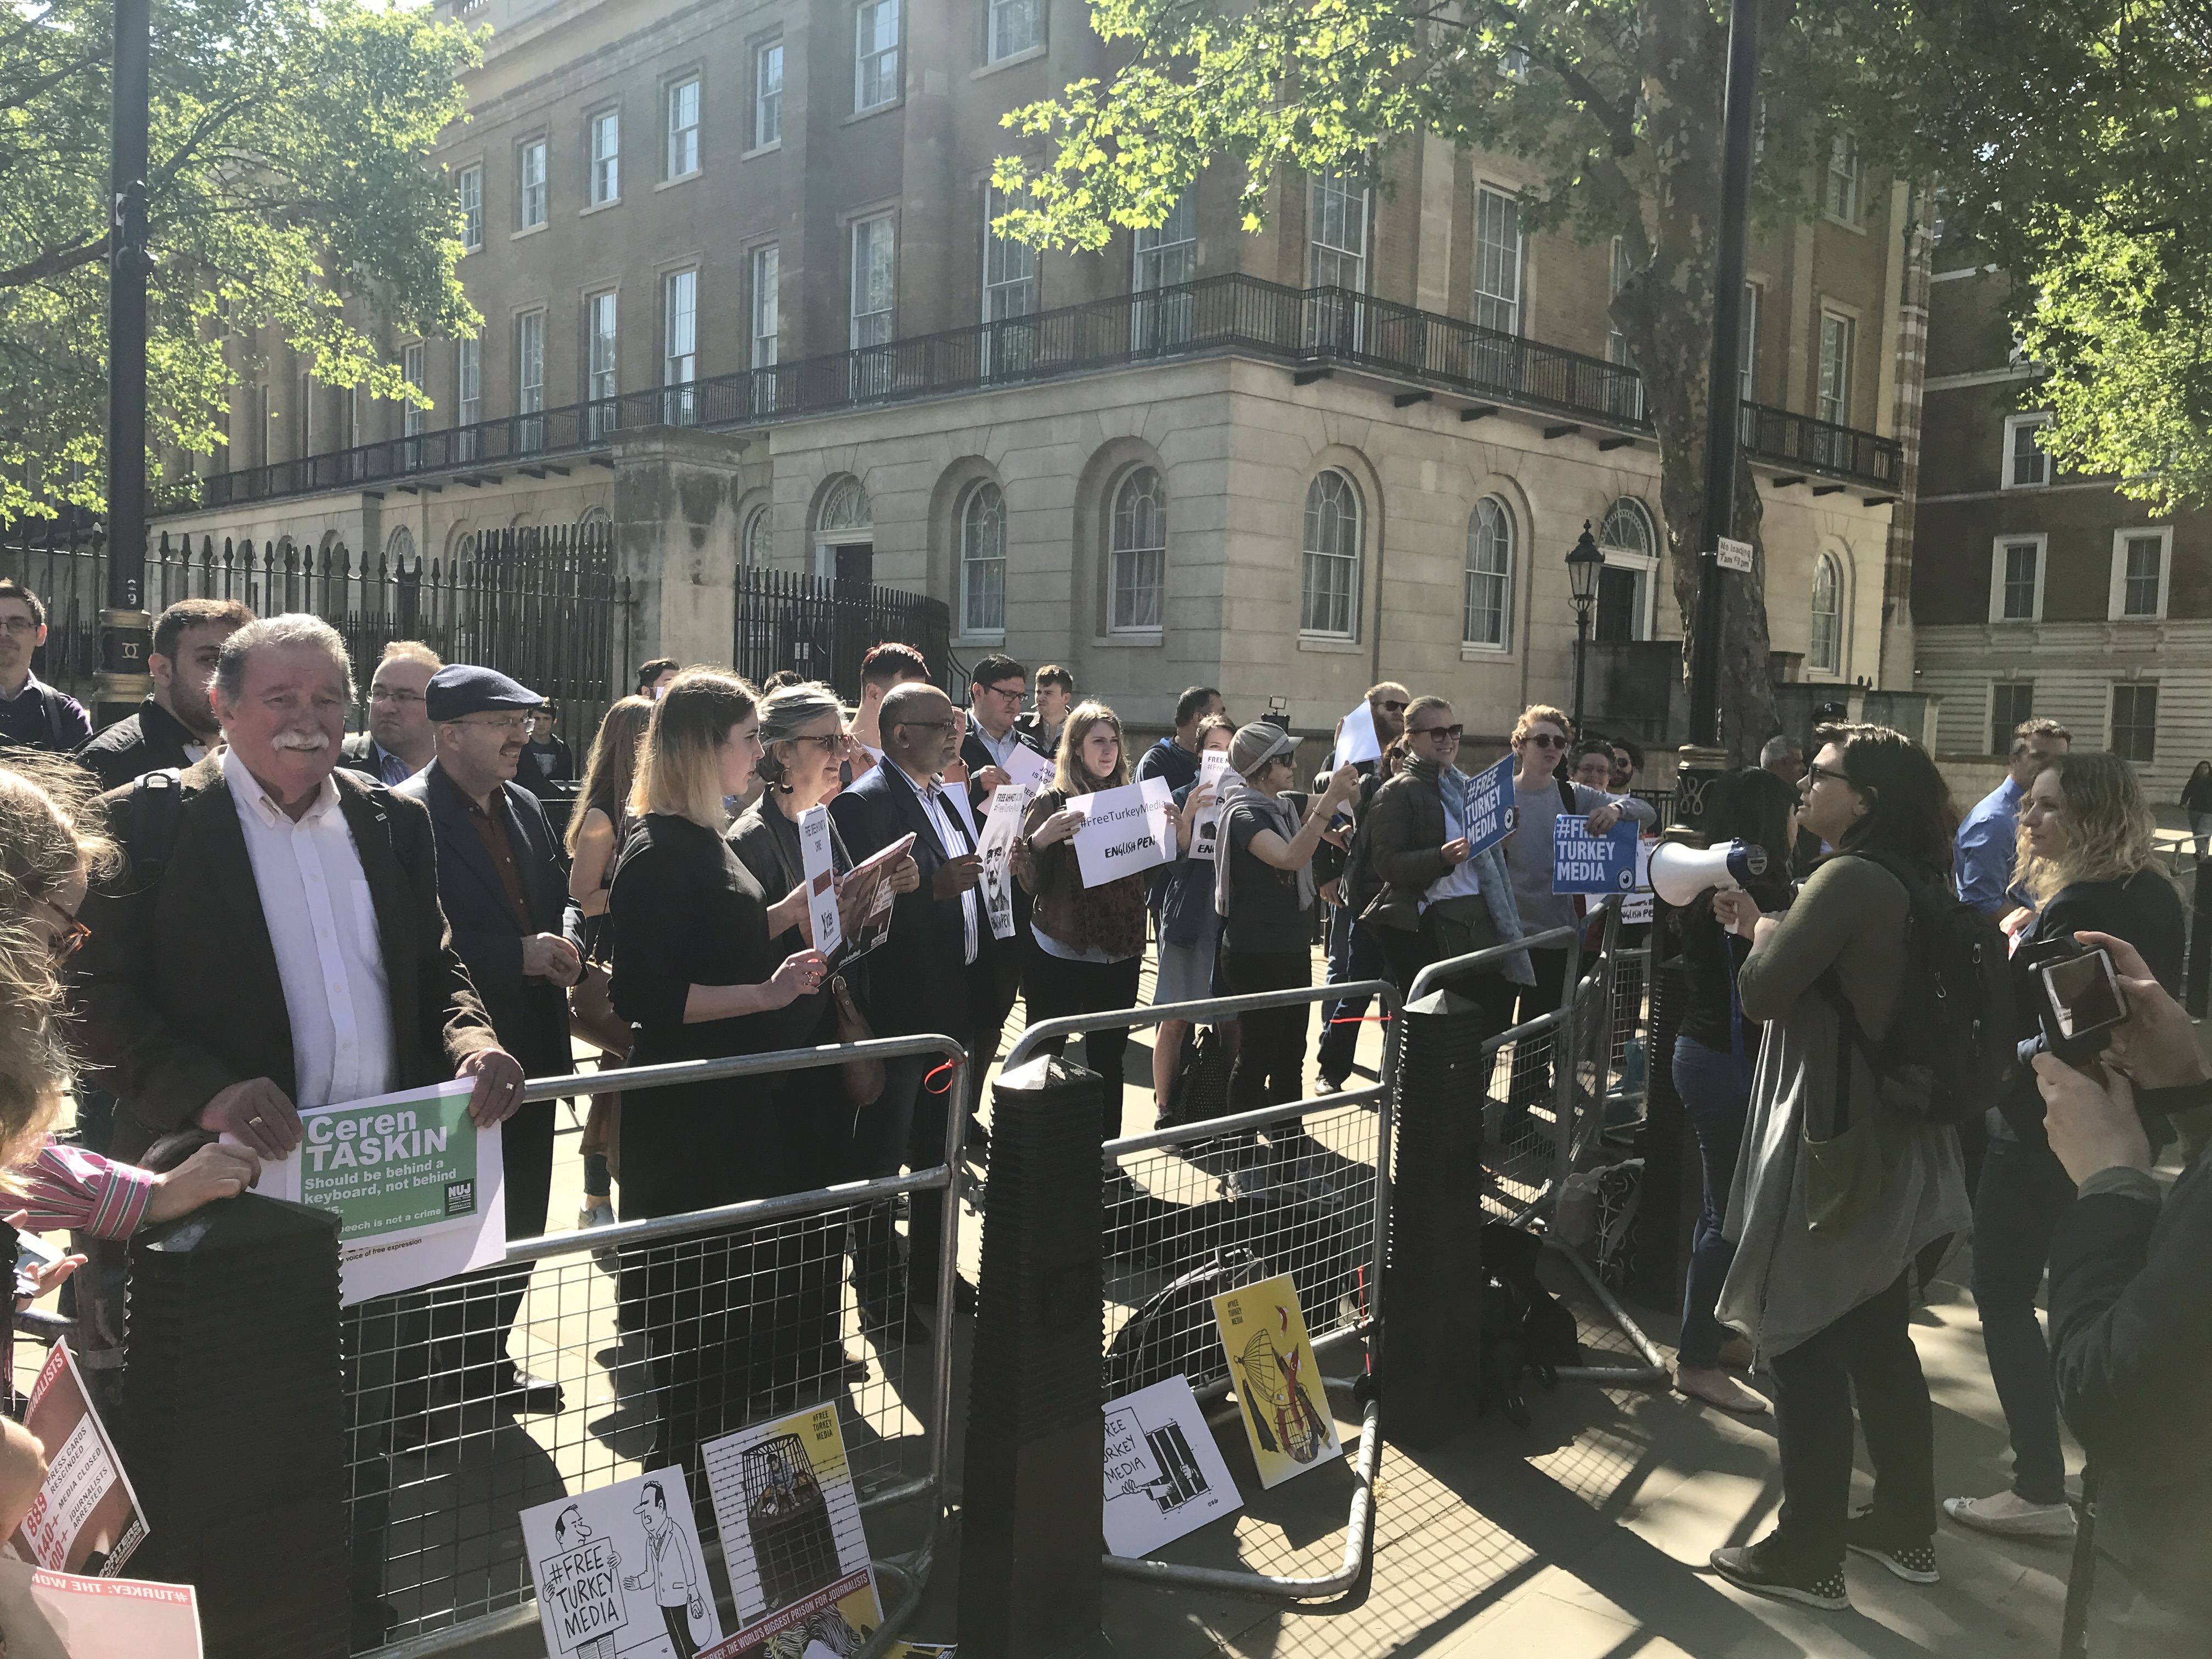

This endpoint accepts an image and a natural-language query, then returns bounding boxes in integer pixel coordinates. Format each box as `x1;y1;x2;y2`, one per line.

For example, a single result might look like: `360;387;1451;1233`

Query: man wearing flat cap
396;663;586;1413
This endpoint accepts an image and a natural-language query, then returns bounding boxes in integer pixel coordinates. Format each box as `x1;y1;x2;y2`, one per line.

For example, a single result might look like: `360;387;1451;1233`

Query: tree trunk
1606;0;1783;765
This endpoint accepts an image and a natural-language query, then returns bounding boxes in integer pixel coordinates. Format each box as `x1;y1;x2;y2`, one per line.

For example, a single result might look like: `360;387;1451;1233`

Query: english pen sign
1067;777;1175;887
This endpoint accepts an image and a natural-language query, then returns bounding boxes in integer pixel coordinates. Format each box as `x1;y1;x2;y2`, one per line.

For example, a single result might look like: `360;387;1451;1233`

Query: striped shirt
13;1138;156;1242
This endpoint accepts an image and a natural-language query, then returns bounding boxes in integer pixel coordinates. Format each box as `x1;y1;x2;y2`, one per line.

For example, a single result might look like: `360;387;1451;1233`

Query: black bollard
1625;956;1698;1311
122;1193;347;1659
957;1053;1104;1658
1385;986;1491;1448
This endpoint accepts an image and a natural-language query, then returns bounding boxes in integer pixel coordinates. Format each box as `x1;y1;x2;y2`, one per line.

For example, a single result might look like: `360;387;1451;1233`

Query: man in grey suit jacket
396;664;584;1412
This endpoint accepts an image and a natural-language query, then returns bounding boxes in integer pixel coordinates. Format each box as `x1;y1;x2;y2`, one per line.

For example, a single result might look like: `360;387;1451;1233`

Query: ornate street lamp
1566;520;1605;733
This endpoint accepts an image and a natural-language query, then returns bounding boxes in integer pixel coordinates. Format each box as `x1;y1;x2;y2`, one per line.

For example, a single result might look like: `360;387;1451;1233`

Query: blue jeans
1316;905;1386;1084
1672;1034;1753;1369
1972;1124;2075;1506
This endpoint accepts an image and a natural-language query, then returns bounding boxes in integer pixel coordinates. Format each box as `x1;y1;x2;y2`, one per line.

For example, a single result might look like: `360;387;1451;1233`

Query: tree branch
0;229;111;291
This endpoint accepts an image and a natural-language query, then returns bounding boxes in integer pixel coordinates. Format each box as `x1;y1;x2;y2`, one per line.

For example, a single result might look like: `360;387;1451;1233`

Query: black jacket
394;763;583;1080
73;757;499;1162
828;759;997;1042
2050;1150;2212;1617
74;697;204;791
727;794;869;1049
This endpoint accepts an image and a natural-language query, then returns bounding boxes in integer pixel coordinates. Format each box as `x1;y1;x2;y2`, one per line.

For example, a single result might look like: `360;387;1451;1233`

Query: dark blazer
959;723;1046;810
74;697;204;791
73;756;500;1163
394;763;583;1080
828;759;996;1041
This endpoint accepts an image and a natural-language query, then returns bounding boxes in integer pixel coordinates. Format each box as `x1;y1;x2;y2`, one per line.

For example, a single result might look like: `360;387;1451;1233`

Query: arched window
1809;552;1842;673
1109;467;1166;631
1463;495;1514;648
817;475;872;536
1595;495;1658;642
961;482;1007;635
742;504;772;568
385;526;416;569
1300;470;1362;637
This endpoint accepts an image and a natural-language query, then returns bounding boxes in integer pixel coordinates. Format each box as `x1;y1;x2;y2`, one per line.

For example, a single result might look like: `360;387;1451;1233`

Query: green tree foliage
0;0;481;523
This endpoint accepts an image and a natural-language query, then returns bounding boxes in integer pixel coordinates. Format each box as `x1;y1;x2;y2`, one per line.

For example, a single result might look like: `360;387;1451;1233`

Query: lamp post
1566;520;1604;733
97;0;154;727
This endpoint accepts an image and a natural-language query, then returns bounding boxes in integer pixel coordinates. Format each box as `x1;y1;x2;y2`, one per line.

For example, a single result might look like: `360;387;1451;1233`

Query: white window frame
457;165;483;251
855;0;900;112
2109;681;2159;763
1299;469;1363;640
1596;496;1660;641
585;291;618;434
1473;185;1522;337
1825;134;1860;224
1463;494;1515;651
518;138;549;229
1309;168;1369;292
1807;553;1843;675
1987;534;2047;624
662;269;698;424
1816;310;1854;426
960;481;1008;639
752;42;782;149
2108;526;2173;622
850;214;895;348
751;244;779;368
400;343;425;443
1108;466;1167;634
515;309;546;452
587;108;620;205
665;76;702;178
2001;412;2052;489
988;0;1042;61
1739;280;1760;403
1989;680;2036;757
1133;190;1197;293
743;503;774;568
455;338;481;428
982;184;1037;323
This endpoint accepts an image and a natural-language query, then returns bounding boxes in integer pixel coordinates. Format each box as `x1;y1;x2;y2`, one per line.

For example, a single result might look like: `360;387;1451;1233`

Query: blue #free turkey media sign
1552;815;1643;894
1460;755;1515;858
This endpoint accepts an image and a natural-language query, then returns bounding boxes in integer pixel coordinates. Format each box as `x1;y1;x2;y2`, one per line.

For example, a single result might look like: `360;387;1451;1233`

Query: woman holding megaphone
1662;769;1798;1414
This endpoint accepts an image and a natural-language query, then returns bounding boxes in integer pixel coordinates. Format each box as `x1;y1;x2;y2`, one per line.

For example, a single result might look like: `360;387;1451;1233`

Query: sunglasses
1525;733;1568;749
1805;762;1852;786
1413;724;1463;742
37;897;89;964
1378;700;1408;714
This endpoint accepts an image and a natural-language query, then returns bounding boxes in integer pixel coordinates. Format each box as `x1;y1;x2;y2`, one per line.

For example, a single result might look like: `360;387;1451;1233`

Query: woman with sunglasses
1703;724;1970;1611
0;760;262;1532
1499;705;1654;1127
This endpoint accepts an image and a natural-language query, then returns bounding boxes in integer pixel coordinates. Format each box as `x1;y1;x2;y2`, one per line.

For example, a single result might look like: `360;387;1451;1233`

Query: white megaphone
1648;838;1769;907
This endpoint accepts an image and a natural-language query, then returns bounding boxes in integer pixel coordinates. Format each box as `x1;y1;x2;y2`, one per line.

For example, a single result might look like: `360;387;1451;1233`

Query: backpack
1477;1223;1582;1426
1103;1245;1276;1396
1155;1024;1232;1132
1814;847;2018;1128
117;768;188;884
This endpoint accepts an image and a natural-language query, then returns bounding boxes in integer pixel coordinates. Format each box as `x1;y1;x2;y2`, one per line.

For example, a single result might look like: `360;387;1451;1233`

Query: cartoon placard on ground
1210;1274;1341;1488
700;1406;882;1659
1102;1375;1242;1556
520;1468;723;1659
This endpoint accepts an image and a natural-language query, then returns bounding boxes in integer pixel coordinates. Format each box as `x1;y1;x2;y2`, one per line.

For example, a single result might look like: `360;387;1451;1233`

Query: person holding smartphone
1944;751;2183;1541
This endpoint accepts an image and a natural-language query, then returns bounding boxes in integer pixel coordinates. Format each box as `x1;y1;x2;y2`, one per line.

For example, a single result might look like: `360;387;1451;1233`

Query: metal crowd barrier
350;1033;968;1659
1003;980;1399;1601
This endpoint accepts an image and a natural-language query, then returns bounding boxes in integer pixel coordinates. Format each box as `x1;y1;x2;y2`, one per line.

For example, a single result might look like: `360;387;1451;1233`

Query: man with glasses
0;579;91;753
342;640;443;785
1312;681;1408;1092
396;663;585;1415
960;654;1043;803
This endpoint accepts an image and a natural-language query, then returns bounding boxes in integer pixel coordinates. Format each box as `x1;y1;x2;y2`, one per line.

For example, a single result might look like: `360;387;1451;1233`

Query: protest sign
1552;816;1644;895
1067;776;1175;887
521;1466;722;1659
1622;837;1656;924
975;786;1026;941
1189;751;1231;861
1003;742;1055;793
701;1405;882;1659
798;804;842;961
238;1079;504;1306
1103;1375;1242;1556
837;832;916;968
1211;1274;1340;1489
1331;701;1380;770
7;1342;146;1578
0;1561;200;1658
1459;754;1515;859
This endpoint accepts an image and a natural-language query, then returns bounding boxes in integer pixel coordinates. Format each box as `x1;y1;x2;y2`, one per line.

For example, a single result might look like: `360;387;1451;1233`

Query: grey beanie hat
1228;721;1297;781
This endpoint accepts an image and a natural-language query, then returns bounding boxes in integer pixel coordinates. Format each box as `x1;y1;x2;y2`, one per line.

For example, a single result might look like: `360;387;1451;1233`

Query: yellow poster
1210;1273;1341;1488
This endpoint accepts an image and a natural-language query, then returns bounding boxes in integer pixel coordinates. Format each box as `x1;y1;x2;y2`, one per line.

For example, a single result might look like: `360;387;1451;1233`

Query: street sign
1714;537;1754;573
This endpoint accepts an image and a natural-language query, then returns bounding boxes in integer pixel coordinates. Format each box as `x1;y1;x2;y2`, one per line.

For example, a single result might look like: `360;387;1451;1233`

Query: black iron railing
731;565;952;704
196;275;1903;511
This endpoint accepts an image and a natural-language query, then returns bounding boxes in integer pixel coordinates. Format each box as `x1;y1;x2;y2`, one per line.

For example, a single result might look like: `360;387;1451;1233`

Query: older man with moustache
342;640;443;785
830;680;996;1331
397;664;584;1413
77;597;255;789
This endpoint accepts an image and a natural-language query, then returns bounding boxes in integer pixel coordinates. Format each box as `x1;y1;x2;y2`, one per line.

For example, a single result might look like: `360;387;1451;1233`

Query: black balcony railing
198;274;1903;511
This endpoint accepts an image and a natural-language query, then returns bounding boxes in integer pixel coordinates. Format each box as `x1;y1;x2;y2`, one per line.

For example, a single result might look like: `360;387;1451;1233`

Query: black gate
730;565;952;702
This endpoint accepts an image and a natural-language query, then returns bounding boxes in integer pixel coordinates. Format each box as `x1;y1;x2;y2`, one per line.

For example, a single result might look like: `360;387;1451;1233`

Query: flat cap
426;663;540;721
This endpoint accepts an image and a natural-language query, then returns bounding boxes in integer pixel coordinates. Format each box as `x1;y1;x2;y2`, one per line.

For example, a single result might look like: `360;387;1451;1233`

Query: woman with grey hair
729;681;918;1357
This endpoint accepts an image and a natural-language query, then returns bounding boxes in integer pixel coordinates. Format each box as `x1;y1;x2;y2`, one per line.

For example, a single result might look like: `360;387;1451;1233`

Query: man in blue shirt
1955;716;2070;915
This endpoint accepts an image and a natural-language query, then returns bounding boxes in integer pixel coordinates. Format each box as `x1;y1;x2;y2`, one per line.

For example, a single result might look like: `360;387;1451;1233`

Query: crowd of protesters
4;562;2211;1652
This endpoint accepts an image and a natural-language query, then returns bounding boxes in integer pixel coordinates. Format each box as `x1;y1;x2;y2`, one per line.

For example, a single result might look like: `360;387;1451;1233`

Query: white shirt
1423;774;1486;909
222;748;395;1109
900;768;980;966
975;720;1024;772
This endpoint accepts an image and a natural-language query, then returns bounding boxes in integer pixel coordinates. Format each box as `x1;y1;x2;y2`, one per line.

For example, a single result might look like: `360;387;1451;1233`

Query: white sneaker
1313;1075;1342;1096
579;1202;618;1272
1674;1365;1770;1414
1942;1492;2076;1539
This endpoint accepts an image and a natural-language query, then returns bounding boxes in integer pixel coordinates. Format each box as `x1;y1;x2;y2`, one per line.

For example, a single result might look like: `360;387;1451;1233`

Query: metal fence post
1625;955;1699;1311
122;1193;348;1658
958;1053;1104;1658
1385;985;1492;1448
